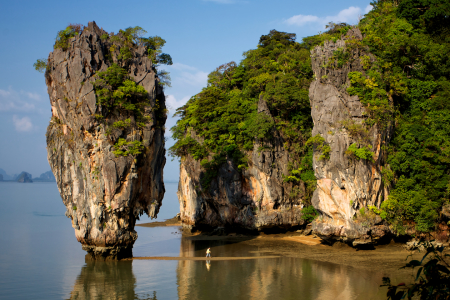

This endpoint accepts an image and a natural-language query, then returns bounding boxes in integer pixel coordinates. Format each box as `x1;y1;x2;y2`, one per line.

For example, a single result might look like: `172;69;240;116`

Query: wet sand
129;256;280;261
137;220;448;282
136;216;181;228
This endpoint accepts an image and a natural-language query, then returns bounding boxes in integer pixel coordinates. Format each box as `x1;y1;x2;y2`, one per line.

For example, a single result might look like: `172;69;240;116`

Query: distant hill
16;172;33;183
0;168;12;180
33;171;56;182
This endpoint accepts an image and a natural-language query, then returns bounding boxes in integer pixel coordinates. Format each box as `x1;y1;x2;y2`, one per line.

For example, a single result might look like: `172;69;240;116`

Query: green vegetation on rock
301;205;318;223
37;24;172;159
170;0;450;233
345;143;374;162
305;134;331;161
86;26;172;158
170;30;317;201
355;0;450;234
33;59;48;73
54;24;84;51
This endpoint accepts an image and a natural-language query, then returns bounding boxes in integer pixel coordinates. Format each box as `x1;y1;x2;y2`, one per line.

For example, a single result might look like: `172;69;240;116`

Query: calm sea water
0;182;386;300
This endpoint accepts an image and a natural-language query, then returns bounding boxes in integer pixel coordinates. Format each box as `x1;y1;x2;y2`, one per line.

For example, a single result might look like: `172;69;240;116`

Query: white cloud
285;6;363;29
285;15;320;26
13;115;33;132
166;95;191;111
178;70;208;86
23;92;41;101
165;64;208;88
365;4;373;14
168;63;198;72
0;87;41;112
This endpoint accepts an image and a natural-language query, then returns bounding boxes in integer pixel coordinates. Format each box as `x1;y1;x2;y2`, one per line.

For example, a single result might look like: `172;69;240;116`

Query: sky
0;0;372;180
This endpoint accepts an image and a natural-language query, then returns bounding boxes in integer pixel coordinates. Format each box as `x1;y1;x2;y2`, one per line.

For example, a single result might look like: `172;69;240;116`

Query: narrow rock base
83;245;133;261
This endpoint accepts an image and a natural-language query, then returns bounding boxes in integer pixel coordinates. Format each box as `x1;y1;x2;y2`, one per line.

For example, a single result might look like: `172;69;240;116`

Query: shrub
306;134;331;160
301;206;318;223
345;143;374;162
54;24;84;51
33;59;48;73
113;139;145;157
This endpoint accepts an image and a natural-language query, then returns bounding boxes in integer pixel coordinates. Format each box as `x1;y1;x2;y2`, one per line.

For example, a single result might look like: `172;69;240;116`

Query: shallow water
0;182;386;299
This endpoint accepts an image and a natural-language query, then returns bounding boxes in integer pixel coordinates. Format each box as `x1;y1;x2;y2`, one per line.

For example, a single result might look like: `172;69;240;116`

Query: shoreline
136;216;182;227
137;218;434;276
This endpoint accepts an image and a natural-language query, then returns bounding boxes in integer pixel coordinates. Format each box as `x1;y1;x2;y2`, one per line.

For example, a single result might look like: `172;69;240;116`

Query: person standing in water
206;248;211;258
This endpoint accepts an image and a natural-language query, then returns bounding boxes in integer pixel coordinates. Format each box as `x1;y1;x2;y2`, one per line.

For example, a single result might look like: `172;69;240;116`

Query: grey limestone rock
309;28;392;245
45;22;166;259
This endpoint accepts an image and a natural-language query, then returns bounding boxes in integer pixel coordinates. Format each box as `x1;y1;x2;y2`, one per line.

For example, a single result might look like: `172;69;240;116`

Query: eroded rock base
312;220;392;247
83;245;133;261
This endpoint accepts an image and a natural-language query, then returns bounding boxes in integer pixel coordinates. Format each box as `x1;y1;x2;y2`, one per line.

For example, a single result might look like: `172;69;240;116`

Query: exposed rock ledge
45;22;166;259
309;28;392;246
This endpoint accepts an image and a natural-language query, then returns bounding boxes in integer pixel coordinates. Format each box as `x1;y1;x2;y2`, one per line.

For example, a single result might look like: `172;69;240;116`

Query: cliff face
45;22;166;259
309;29;391;245
178;98;305;231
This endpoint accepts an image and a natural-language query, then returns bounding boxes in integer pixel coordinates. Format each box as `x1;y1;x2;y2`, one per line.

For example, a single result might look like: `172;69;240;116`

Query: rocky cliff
309;29;391;246
45;22;166;259
177;97;306;231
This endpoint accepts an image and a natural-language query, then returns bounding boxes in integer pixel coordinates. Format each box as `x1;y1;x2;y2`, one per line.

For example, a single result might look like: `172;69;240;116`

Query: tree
33;59;48;73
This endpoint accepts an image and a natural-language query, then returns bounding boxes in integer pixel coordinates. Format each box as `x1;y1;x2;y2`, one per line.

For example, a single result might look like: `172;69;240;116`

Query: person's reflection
206;260;211;271
67;261;157;300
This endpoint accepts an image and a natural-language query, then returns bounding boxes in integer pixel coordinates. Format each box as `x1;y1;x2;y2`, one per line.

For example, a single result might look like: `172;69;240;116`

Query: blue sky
0;0;371;180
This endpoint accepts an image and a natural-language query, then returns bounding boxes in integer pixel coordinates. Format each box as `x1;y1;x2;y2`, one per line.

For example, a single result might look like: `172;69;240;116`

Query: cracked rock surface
309;28;392;245
45;22;166;259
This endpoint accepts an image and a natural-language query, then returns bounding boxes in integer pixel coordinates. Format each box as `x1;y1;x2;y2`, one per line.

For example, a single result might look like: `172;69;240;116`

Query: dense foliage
170;30;318;200
170;0;450;232
355;0;450;233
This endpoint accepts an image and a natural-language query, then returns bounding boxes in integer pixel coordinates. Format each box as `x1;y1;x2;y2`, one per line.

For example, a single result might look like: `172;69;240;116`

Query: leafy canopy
357;0;450;233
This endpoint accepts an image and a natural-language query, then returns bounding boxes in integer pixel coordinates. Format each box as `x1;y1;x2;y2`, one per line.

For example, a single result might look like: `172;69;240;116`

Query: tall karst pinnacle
45;22;167;259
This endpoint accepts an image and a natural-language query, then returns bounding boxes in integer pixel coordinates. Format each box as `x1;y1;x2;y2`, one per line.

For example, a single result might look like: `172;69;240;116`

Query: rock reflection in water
68;261;157;300
177;238;385;300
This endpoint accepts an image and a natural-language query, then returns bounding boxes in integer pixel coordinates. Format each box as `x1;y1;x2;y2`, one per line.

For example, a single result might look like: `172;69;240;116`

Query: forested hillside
171;0;450;236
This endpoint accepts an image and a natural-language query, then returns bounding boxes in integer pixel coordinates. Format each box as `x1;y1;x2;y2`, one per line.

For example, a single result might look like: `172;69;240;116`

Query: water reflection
176;237;386;300
67;261;158;300
67;235;386;300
